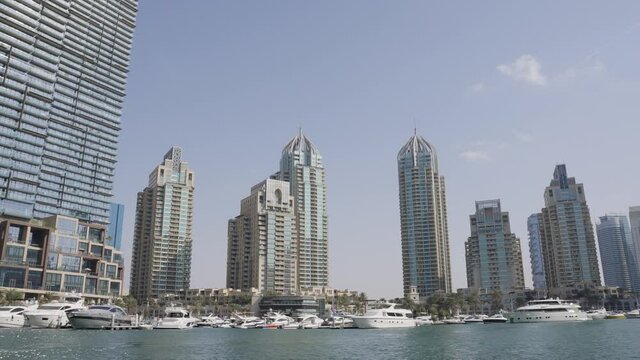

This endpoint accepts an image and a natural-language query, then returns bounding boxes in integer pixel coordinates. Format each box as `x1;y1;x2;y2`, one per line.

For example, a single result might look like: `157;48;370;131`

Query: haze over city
114;1;640;298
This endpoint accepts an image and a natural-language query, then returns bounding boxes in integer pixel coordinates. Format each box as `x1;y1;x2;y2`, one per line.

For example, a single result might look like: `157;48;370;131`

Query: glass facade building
527;213;547;290
0;0;138;224
279;131;328;288
596;214;640;292
397;133;451;298
0;214;123;301
129;147;194;304
539;164;601;291
465;199;524;293
107;202;123;250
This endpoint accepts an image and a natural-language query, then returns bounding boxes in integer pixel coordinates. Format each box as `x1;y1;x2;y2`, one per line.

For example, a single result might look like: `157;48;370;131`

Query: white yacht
625;309;640;319
154;306;199;330
415;315;433;326
324;315;356;329
298;314;324;329
0;305;37;328
483;314;508;323
24;296;85;328
236;317;265;329
463;315;487;324
68;305;131;329
197;314;225;327
586;308;607;320
261;313;294;329
509;298;589;323
351;304;416;329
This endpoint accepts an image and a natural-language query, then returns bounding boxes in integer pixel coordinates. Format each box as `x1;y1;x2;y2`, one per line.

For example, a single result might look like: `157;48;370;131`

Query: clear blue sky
114;1;640;298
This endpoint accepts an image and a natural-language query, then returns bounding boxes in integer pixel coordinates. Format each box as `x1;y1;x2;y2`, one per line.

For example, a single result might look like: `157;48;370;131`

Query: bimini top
282;129;320;156
397;133;438;168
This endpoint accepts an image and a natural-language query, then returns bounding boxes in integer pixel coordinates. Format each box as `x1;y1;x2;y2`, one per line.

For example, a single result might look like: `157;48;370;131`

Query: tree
491;290;503;313
2;289;23;304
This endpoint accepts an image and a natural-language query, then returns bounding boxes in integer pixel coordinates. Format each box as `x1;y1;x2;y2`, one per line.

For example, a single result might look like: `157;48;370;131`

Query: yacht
483;314;508;323
197;314;225;328
154;306;199;329
463;315;487;324
605;312;626;320
586;308;607;320
625;309;640;319
236;317;265;329
509;298;589;323
324;315;356;329
415;315;433;326
68;305;131;329
0;305;37;328
443;315;465;325
298;314;324;329
262;313;294;329
351;304;416;329
24;296;85;328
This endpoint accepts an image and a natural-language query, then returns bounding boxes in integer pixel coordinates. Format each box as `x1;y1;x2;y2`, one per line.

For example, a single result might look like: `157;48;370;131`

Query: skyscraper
0;0;138;224
527;213;547;290
130;147;194;304
465;200;524;293
278;131;327;289
397;132;451;298
107;202;124;250
539;164;601;291
596;214;640;292
226;179;297;294
630;206;640;274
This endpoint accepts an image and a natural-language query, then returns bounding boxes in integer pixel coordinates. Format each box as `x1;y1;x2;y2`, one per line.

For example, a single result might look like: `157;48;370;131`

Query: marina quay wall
0;214;124;302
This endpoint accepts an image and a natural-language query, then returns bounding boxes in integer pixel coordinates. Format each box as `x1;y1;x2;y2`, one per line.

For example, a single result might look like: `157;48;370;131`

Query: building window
45;273;62;292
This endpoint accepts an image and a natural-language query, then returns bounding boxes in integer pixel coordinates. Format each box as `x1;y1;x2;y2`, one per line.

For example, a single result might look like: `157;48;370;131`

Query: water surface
0;321;638;360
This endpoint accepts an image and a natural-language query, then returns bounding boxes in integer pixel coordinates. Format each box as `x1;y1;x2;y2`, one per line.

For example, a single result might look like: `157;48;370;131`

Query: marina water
1;321;639;360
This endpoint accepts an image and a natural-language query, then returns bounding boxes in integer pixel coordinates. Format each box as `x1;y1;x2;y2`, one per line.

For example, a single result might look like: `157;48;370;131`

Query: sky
114;1;640;299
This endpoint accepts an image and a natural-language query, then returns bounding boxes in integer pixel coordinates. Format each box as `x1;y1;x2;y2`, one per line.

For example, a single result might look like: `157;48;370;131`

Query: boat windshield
37;305;64;310
168;312;186;318
89;306;113;311
0;307;14;312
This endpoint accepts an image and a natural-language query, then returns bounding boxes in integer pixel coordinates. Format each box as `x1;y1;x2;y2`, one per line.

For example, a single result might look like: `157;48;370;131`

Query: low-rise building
0;215;124;303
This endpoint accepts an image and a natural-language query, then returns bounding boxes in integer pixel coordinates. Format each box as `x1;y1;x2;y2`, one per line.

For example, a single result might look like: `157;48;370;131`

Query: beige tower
130;147;195;304
227;179;297;294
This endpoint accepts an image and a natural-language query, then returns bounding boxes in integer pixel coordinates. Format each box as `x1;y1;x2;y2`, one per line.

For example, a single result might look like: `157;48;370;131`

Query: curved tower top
397;133;438;170
281;129;323;168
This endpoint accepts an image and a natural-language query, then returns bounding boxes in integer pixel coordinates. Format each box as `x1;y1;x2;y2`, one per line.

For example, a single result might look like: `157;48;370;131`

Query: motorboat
483;314;508;323
508;298;589;323
625;309;640;319
586;308;607;320
197;314;225;327
154;306;199;329
262;312;294;329
0;304;37;328
324;315;356;329
68;305;131;329
24;295;85;328
298;314;324;329
463;315;487;324
606;312;626;320
443;315;465;325
351;303;416;329
415;315;433;326
236;317;265;329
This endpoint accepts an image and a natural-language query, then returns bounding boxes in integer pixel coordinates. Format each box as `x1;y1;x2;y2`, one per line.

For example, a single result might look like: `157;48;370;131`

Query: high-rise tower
596;214;640;292
630;206;640;275
226;179;297;294
0;0;138;224
539;165;601;291
397;132;451;298
278;131;327;289
465;200;524;293
130;147;194;304
527;213;547;290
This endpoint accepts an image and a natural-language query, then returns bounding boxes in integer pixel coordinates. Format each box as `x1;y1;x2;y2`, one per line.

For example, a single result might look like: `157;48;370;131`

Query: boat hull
352;317;416;329
509;311;589;323
0;315;26;328
154;318;198;329
69;316;131;329
24;312;69;328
